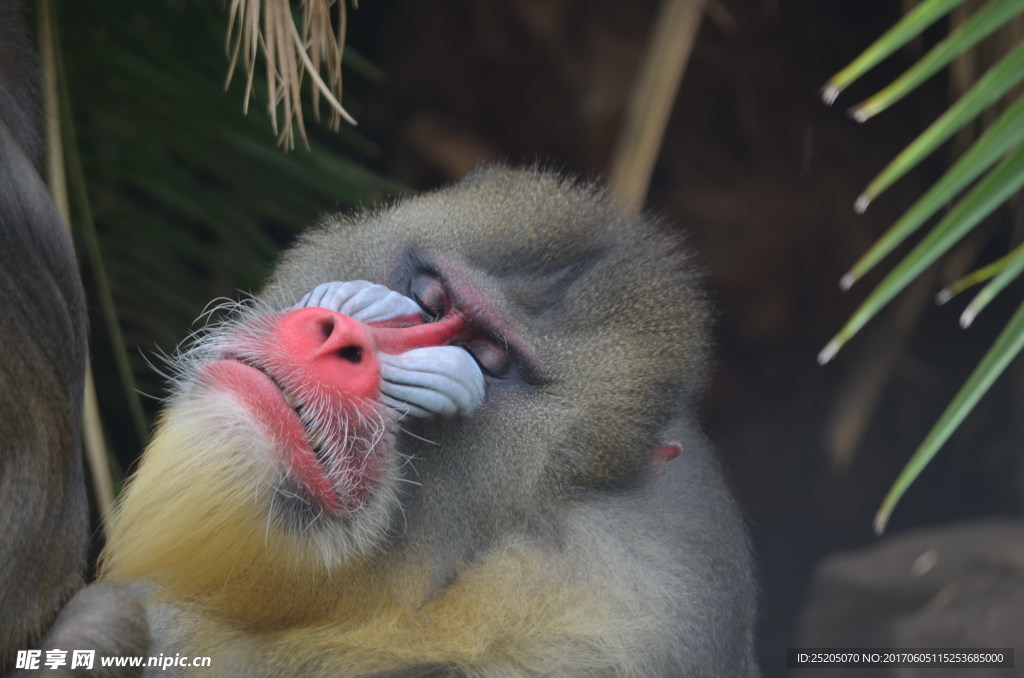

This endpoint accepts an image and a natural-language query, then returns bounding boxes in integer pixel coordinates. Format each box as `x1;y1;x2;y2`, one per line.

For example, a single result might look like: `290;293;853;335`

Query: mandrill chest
146;537;635;678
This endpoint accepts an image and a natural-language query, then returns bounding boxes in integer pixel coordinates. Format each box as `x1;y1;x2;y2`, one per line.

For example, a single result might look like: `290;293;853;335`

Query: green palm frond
820;0;1024;531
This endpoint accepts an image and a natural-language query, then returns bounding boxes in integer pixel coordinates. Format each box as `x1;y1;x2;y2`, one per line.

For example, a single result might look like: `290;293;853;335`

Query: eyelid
462;337;512;378
410;273;449;319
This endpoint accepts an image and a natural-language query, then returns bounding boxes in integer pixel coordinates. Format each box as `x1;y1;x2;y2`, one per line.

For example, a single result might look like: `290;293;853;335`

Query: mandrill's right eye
410;273;450;320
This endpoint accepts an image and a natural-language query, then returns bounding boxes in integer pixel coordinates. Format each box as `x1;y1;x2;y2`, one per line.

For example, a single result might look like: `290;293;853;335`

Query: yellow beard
101;392;653;676
100;391;402;627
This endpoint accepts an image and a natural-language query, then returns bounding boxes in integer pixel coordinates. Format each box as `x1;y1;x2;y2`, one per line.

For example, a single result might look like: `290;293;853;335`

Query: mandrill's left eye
462;338;512;378
410;273;450;320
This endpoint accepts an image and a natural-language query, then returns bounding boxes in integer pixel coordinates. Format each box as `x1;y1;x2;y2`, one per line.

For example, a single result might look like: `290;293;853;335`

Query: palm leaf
822;0;968;104
849;0;1024;121
874;299;1024;533
820;142;1024;364
855;42;1024;213
842;94;1024;289
822;1;1024;528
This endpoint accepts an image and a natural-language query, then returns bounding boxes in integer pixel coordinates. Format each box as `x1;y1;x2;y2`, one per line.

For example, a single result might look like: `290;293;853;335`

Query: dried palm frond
226;0;358;149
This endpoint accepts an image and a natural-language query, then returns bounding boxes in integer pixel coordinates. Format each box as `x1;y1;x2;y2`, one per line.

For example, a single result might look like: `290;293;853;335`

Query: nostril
319;318;335;340
339;345;363;364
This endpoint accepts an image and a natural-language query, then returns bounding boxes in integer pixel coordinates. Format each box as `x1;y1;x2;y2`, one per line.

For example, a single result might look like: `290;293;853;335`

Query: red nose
275;307;381;402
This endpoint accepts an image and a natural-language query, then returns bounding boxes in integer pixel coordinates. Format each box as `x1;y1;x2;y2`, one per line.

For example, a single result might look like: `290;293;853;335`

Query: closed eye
410;273;449;321
461;337;512;378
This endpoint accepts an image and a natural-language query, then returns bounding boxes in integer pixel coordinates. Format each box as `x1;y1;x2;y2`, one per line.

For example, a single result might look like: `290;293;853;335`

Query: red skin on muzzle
200;307;472;512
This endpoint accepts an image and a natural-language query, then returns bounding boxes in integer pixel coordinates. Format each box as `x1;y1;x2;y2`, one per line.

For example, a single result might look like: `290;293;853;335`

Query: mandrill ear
651;442;683;470
293;281;422;323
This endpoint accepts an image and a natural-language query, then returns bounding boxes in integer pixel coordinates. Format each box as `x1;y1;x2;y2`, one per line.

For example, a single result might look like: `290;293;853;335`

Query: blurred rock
795;519;1024;677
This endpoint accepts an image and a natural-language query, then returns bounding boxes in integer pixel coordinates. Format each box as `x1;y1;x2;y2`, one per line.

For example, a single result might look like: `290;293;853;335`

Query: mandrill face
193;281;484;526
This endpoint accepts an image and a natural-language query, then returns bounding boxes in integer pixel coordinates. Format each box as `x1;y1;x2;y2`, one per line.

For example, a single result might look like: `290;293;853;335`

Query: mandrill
101;167;759;677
